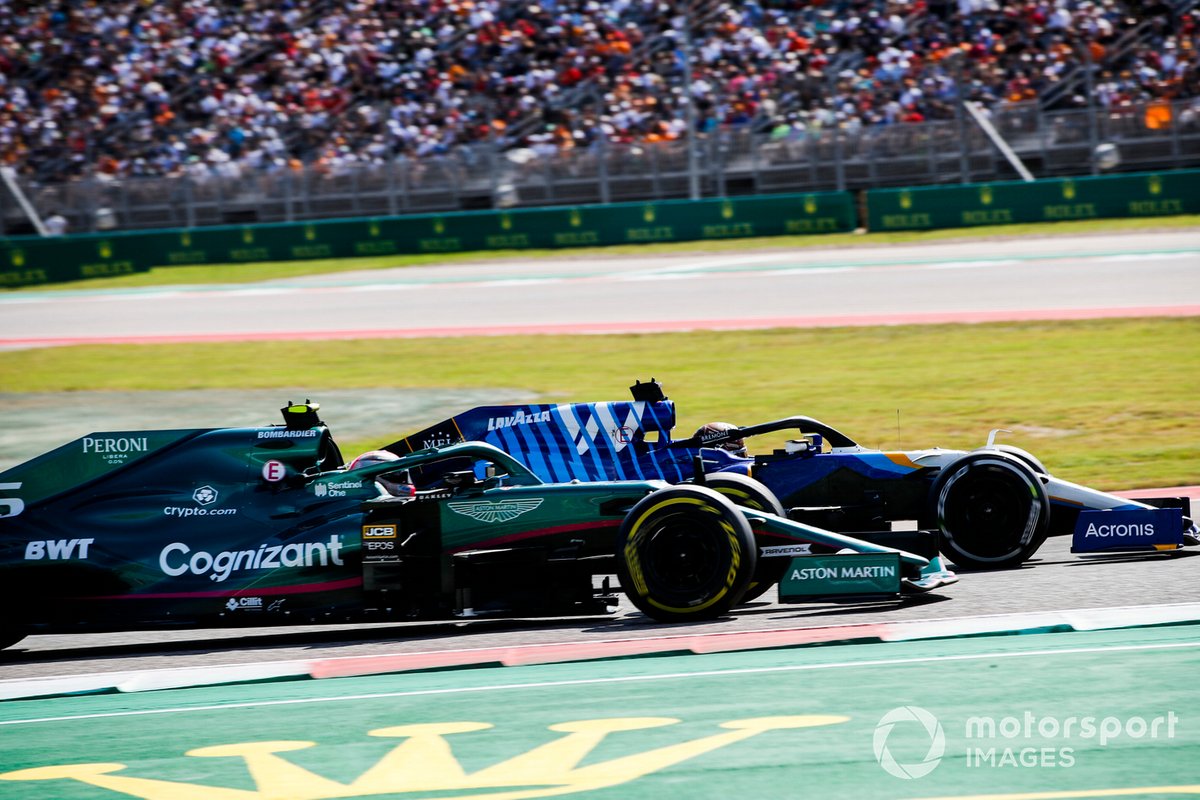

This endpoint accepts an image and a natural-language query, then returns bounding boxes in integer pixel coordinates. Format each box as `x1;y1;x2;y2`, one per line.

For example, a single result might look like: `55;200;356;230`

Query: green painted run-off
0;625;1196;799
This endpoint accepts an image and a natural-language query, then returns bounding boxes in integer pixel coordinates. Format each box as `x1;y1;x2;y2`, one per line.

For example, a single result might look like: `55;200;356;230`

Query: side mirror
443;470;478;489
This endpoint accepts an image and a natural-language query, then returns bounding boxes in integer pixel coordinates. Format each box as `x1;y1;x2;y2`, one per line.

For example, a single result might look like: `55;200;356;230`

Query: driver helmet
348;450;414;496
693;422;747;458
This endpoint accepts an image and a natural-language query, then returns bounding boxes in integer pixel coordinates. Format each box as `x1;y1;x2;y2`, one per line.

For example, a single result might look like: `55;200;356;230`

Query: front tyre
700;473;786;603
930;453;1049;569
974;444;1048;476
617;486;757;622
973;445;1054;550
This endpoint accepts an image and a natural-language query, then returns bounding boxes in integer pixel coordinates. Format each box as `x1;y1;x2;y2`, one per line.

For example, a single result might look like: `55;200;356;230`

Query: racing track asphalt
0;229;1197;684
3;533;1198;681
0;230;1198;345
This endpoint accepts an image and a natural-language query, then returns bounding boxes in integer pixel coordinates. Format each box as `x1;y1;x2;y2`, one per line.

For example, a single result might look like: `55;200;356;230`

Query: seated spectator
0;0;1194;182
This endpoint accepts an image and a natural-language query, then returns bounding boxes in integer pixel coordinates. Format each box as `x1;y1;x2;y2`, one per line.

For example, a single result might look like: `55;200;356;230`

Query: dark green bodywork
0;407;659;636
0;403;941;642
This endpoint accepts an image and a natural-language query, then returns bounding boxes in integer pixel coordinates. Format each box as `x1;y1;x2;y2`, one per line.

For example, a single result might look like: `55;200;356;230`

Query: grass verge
9;214;1199;292
2;317;1197;489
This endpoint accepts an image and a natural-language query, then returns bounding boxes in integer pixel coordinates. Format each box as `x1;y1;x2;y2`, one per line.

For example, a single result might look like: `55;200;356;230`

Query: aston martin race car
392;381;1198;570
0;402;952;650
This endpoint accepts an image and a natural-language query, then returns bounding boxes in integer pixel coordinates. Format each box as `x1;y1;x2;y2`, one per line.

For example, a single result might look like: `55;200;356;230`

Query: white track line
3;639;1197;727
5;602;1197;692
923;259;1022;271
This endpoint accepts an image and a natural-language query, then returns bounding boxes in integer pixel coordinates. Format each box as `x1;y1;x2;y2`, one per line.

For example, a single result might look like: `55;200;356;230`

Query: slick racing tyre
930;452;1050;570
700;473;787;603
973;445;1052;549
616;485;757;622
973;444;1048;476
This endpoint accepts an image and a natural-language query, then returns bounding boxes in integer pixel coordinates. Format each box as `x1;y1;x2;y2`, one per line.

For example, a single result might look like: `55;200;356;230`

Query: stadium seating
0;0;1195;182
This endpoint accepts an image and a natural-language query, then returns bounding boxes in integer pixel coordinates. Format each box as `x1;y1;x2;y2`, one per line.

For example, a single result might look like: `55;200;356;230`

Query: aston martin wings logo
448;498;544;524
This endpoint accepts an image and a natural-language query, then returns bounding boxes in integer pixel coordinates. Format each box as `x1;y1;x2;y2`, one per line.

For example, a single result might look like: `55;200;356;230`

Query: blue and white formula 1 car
390;380;1198;570
0;402;956;650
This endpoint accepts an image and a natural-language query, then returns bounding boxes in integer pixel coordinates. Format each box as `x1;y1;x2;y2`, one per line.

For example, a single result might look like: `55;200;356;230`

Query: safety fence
0;192;854;287
5;99;1199;236
1;170;1196;288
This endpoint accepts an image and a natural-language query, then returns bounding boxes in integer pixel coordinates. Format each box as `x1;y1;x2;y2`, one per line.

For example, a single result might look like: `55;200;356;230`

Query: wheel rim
640;511;725;600
940;464;1037;560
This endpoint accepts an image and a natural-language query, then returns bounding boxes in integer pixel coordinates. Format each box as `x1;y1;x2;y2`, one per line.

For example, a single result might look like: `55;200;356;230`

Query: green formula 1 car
0;402;955;649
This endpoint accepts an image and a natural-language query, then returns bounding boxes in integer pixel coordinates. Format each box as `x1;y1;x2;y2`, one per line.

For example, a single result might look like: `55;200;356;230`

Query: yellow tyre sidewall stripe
623;497;743;614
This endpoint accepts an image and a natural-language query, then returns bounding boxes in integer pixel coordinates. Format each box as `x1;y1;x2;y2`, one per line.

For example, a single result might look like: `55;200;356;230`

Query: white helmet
348;450;412;496
694;422;747;458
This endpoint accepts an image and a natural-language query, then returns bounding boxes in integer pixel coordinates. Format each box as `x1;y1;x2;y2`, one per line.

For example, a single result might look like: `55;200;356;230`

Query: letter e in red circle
262;460;287;482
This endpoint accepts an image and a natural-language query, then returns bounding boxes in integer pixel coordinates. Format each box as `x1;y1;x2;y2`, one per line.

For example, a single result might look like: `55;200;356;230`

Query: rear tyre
930;453;1049;569
700;473;786;603
617;485;757;622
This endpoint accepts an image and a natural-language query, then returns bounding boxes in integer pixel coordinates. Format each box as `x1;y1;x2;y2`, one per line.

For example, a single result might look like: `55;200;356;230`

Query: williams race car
0;402;953;650
392;380;1198;570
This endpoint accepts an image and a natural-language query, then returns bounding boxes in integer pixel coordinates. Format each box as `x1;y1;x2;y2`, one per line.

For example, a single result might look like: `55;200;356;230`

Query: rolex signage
5;169;1195;288
868;170;1199;231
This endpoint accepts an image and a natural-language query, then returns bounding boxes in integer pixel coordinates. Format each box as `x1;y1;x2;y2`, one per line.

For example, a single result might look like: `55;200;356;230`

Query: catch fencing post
399;156;410;211
542;155;554;202
681;8;700;200
1083;44;1099;175
954;56;970;182
1171;100;1182;159
284;171;293;223
185;177;196;228
808;133;819;187
386;160;397;216
87;176;98;233
597;128;611;205
302;167;313;219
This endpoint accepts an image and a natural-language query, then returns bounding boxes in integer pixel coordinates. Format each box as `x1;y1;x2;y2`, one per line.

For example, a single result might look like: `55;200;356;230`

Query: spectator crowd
1;0;1197;182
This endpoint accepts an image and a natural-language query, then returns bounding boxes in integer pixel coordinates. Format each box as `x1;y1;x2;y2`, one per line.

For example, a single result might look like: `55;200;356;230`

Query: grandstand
1;0;1197;232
